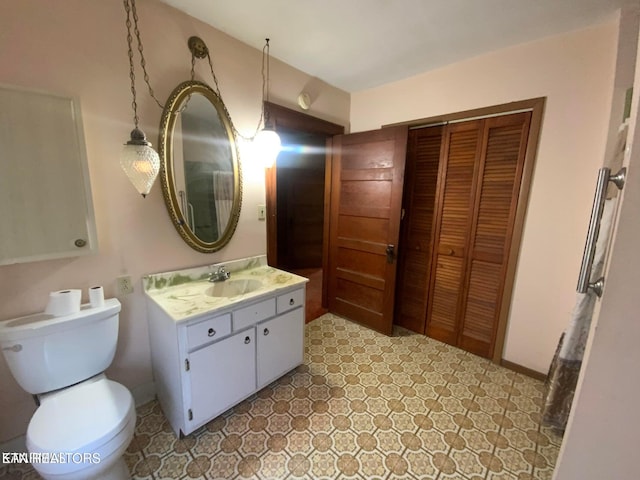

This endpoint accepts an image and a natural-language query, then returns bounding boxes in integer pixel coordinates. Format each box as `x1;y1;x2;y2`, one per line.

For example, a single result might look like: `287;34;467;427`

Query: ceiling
160;0;630;92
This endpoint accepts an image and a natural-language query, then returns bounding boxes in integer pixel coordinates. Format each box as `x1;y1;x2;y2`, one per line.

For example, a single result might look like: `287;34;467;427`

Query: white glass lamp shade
254;127;281;168
120;128;160;197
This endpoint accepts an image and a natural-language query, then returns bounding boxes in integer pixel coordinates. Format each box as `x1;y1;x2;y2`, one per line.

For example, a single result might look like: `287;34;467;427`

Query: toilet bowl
27;376;135;480
0;299;135;480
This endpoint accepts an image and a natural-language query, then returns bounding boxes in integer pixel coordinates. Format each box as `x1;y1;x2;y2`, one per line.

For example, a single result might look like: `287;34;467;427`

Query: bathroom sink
205;279;263;298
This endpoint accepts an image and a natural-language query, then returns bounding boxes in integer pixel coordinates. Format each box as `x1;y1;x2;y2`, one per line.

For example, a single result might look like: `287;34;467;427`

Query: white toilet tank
0;298;121;394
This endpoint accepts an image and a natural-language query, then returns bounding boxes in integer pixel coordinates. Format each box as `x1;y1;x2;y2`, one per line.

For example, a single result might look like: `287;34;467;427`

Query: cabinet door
257;308;304;389
188;329;256;430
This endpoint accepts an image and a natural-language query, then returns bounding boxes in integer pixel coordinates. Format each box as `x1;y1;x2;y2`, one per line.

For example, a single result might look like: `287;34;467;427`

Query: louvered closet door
458;112;530;357
395;126;443;333
426;121;482;345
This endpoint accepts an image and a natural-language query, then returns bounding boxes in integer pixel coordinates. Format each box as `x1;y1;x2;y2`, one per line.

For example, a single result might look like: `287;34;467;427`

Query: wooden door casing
264;102;345;268
327;126;408;335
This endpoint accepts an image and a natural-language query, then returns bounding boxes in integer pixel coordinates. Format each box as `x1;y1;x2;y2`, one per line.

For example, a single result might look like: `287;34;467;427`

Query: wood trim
265;166;277;266
263;101;345;271
500;359;547;381
322;137;333;308
382;97;546;129
492;97;546;363
265;102;345;136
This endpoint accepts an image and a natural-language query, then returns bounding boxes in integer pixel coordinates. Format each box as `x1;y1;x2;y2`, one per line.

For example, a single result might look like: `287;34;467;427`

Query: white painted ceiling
160;0;630;92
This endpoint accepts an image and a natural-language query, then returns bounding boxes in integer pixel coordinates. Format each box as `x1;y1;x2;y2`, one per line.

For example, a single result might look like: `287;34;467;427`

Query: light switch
257;205;266;221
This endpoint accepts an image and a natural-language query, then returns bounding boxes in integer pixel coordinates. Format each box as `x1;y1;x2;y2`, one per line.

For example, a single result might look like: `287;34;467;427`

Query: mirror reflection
160;81;241;252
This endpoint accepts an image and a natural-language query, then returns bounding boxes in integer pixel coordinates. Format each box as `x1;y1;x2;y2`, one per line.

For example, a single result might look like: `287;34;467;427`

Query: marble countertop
143;256;308;322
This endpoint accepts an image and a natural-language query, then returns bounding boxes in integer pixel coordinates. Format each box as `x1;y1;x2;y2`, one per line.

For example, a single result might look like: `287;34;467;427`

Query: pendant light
253;39;281;168
120;0;160;198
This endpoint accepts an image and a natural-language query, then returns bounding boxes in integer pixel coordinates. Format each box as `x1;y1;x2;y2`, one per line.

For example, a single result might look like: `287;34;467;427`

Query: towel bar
576;167;626;296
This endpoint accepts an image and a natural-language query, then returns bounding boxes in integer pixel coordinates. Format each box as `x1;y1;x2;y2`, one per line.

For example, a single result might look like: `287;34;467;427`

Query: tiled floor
2;313;562;479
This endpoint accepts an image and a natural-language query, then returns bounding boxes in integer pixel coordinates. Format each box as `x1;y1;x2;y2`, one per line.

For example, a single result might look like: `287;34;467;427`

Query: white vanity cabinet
146;285;305;436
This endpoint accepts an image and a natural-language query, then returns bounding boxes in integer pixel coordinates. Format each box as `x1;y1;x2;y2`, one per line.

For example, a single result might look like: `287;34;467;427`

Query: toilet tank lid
27;379;134;456
0;298;121;342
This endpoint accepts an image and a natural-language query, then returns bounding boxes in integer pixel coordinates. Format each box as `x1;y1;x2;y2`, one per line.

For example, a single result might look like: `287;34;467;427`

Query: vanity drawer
233;298;276;331
277;288;304;314
187;314;231;349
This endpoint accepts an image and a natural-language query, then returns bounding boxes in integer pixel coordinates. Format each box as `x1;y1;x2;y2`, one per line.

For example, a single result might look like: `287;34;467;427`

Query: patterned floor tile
7;313;565;480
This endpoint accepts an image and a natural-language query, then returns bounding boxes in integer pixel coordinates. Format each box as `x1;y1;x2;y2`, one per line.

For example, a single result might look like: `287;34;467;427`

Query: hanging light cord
191;40;269;142
123;0;164;114
123;0;139;129
124;0;270;143
262;39;270;129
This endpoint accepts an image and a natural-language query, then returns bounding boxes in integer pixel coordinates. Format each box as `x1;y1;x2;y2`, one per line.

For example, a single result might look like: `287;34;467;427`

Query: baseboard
500;359;547;381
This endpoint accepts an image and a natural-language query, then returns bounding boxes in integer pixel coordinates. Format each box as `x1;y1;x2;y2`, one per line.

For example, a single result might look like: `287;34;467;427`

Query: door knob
386;244;396;264
244;336;251;344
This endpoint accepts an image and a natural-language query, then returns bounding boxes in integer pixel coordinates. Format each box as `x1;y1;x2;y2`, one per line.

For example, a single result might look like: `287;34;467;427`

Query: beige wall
0;0;349;442
350;22;618;374
552;8;639;479
552;85;640;478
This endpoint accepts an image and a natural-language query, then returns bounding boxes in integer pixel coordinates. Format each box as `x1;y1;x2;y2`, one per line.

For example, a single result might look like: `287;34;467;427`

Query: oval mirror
159;80;242;253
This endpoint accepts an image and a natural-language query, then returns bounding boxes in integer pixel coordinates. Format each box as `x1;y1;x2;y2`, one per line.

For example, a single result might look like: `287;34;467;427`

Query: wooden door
458;112;530;356
426;121;483;345
395;126;443;333
277;166;325;268
264;102;344;268
327;126;408;335
426;113;531;358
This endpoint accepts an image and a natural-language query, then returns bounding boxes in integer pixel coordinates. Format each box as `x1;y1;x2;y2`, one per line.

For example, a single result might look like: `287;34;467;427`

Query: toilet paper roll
45;289;82;317
89;286;105;308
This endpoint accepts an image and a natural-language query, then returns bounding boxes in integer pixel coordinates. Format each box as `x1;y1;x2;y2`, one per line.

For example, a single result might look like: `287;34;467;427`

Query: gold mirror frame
159;80;242;253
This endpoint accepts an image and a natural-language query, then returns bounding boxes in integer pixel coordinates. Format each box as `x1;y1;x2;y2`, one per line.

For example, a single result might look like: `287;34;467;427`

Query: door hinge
188;409;193;421
185;358;190;371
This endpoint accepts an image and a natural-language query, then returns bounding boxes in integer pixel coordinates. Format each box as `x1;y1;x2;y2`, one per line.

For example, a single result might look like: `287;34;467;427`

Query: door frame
385;97;545;364
264;102;344;268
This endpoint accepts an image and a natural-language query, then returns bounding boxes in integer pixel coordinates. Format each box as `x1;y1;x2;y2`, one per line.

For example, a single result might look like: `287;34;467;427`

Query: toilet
0;298;135;480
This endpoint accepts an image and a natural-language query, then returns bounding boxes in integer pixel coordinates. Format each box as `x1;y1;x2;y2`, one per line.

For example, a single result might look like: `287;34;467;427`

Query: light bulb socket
126;127;153;147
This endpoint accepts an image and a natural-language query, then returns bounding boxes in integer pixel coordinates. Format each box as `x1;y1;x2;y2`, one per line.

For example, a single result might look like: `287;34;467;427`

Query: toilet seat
27;378;135;477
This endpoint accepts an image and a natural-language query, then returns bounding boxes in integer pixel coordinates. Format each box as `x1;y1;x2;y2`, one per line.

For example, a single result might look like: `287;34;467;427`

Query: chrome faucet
209;266;231;282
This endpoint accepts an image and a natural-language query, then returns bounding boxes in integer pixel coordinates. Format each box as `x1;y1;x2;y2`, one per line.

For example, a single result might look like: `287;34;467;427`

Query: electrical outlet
116;275;134;295
257;205;266;221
